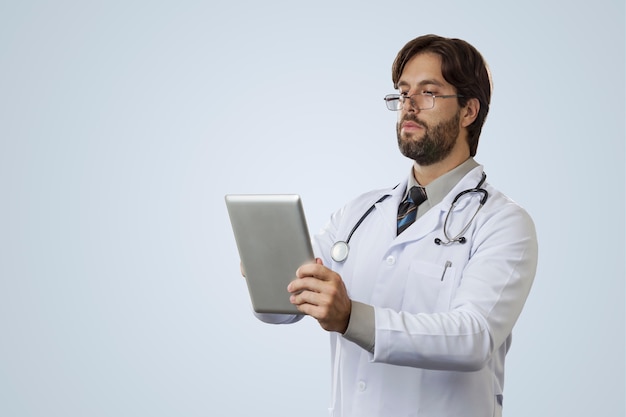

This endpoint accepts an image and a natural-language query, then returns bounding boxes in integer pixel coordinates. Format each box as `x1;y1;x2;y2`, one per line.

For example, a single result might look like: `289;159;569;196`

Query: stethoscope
330;172;489;263
433;172;488;246
330;194;392;263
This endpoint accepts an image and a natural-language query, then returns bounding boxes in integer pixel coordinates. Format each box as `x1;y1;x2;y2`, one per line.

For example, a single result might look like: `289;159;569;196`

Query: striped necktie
397;186;428;235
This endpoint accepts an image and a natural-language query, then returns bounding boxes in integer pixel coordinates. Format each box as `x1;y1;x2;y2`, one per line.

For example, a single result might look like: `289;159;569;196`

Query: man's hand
287;258;352;333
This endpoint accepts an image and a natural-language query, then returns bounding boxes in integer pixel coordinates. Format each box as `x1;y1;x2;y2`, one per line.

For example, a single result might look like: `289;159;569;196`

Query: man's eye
399;91;410;97
422;91;435;96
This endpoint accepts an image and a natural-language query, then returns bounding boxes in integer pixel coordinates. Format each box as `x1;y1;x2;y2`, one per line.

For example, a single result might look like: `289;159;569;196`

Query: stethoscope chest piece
330;241;350;263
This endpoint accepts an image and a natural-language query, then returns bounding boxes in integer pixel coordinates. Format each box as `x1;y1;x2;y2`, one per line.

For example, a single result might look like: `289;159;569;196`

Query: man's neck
412;152;470;186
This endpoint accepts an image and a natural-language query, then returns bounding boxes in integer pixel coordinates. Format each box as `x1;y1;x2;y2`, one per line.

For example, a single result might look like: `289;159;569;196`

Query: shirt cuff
342;301;376;352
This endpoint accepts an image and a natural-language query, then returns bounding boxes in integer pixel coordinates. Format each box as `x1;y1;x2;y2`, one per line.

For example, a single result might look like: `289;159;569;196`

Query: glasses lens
422;94;435;109
384;94;401;111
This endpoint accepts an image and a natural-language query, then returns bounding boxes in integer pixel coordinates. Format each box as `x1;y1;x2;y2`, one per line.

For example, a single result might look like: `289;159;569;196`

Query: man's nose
403;95;419;113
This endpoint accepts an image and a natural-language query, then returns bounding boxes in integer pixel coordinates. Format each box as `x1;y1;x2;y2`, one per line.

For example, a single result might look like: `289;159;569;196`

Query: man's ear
461;98;480;128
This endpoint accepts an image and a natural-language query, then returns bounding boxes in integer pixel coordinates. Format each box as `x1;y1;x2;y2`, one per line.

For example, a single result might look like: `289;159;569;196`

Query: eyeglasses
383;92;464;111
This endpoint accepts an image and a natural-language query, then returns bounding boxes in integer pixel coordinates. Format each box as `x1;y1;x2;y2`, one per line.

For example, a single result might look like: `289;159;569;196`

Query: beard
396;110;461;166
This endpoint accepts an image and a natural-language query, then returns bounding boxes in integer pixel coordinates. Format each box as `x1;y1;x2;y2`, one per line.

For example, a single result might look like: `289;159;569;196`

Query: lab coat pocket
404;260;457;313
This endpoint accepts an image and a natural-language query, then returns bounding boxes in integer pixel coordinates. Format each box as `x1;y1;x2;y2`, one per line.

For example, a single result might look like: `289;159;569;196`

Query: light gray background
1;1;624;416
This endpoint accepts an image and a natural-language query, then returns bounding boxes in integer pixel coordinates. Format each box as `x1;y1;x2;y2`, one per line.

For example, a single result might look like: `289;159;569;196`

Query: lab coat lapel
372;184;405;237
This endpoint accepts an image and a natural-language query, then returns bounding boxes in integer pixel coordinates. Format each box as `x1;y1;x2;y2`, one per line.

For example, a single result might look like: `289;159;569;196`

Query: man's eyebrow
397;79;445;88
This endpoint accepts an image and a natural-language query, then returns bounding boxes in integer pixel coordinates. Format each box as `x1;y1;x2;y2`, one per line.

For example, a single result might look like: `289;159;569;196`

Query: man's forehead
396;53;451;88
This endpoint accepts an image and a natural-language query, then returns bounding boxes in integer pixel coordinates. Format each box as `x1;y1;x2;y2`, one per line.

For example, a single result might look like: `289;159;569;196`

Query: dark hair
391;34;492;156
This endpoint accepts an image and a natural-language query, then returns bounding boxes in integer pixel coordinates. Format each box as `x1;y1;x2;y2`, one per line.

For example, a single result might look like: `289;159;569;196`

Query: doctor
255;34;538;417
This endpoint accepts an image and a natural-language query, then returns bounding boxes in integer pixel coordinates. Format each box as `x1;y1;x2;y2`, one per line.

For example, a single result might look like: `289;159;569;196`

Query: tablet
225;194;315;315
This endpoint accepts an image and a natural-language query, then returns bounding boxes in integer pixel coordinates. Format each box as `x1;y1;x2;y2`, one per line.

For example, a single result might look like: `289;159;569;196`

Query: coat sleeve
372;200;538;371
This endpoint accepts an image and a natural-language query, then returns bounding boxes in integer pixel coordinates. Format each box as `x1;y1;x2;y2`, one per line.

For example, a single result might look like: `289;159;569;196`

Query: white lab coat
257;166;538;417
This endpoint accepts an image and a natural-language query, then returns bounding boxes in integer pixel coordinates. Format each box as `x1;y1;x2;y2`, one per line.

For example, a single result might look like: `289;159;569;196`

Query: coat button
386;256;395;265
358;381;366;392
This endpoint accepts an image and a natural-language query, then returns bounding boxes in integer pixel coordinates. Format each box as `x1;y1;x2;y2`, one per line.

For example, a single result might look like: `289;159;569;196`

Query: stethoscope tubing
344;194;391;244
330;194;391;263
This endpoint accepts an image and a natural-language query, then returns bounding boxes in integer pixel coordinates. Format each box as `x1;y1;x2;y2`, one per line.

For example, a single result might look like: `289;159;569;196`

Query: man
255;34;538;417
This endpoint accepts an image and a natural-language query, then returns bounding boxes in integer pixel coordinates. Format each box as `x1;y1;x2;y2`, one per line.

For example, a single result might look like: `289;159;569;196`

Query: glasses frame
383;92;464;111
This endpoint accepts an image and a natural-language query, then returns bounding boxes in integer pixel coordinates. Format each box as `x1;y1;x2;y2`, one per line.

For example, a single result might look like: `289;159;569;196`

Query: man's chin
398;145;423;161
400;129;424;140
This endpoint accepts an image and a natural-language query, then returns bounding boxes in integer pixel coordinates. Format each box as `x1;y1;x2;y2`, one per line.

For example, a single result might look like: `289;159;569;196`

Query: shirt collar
404;157;480;209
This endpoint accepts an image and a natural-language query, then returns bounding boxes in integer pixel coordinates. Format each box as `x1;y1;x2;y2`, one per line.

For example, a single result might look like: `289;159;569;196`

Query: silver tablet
225;194;315;315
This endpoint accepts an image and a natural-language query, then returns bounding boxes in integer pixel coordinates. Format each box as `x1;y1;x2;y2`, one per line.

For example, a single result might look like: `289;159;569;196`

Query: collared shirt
343;157;480;352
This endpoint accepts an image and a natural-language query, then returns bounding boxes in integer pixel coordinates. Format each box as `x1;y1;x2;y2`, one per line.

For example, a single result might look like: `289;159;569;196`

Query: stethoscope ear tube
434;172;488;246
434;236;467;245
